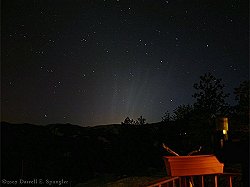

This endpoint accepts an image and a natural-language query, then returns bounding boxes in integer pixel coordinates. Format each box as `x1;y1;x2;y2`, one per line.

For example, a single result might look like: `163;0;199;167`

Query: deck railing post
178;177;181;187
201;175;204;187
182;177;187;187
214;175;218;187
229;175;232;187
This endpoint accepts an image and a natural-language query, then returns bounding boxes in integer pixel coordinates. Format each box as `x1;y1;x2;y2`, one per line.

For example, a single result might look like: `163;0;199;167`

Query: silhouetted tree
172;104;193;122
192;73;230;118
136;116;146;125
121;117;135;125
190;73;231;152
162;111;171;123
233;80;249;125
234;80;249;111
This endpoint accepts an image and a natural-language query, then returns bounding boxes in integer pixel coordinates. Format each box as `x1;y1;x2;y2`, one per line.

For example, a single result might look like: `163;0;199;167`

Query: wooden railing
145;173;242;187
145;176;180;187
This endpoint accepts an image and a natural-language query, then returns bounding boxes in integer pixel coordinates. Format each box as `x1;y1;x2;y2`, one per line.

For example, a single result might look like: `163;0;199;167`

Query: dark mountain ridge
1;121;248;186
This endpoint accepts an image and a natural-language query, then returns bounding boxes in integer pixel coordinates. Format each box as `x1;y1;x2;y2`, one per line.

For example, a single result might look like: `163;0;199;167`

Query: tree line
121;73;249;153
122;73;249;128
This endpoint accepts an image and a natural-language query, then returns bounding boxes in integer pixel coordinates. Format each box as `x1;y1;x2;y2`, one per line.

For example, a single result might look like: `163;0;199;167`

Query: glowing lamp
216;117;228;131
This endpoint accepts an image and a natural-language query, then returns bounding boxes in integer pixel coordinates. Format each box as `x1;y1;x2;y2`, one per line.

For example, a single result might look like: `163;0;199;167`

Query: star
81;38;87;42
2;0;247;126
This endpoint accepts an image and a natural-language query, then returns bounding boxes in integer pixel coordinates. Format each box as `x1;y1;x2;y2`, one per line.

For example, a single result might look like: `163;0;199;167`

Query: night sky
2;0;249;126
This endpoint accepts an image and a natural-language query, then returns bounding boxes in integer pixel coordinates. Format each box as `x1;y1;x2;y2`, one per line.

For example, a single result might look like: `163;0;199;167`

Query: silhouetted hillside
1;121;248;186
0;122;182;184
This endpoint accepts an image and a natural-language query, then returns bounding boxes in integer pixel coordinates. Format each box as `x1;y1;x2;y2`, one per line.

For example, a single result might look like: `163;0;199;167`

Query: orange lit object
163;155;224;177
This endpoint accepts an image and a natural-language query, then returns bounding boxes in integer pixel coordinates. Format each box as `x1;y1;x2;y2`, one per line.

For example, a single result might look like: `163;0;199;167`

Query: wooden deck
145;155;241;187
